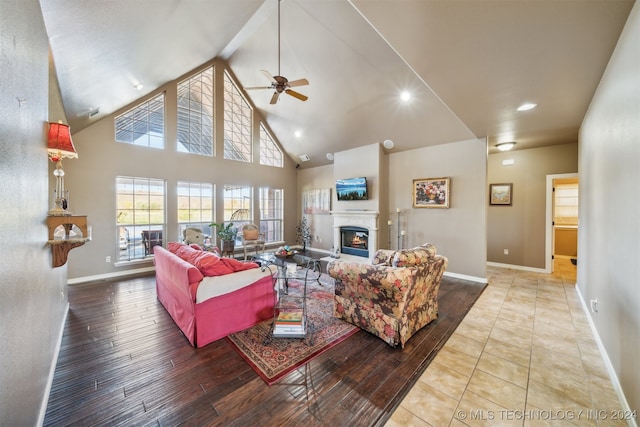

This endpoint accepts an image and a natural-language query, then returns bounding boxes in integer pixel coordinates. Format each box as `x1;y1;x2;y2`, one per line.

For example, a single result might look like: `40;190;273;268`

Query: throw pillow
243;229;259;240
194;252;233;276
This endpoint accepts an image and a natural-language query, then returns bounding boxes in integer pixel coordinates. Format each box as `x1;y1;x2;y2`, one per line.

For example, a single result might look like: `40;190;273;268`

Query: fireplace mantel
331;210;379;259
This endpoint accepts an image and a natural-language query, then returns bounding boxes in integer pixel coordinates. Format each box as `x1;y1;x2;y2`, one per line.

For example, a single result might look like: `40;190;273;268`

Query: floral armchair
327;243;448;348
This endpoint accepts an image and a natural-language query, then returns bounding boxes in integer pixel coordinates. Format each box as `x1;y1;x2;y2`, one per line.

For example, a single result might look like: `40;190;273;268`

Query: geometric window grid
177;66;214;156
115;93;165;149
554;183;579;226
177;181;214;240
222;185;252;245
259;187;284;242
223;71;252;162
259;123;283;167
115;176;166;261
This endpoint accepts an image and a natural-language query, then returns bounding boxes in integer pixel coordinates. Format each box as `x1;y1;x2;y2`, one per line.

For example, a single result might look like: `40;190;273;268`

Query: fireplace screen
340;226;369;257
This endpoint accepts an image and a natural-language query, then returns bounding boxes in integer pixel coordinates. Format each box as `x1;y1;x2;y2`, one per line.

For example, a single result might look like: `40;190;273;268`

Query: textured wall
0;1;69;425
579;1;640;415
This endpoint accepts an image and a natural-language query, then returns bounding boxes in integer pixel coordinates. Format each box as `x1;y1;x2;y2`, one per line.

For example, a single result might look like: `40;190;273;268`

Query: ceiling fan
244;0;309;105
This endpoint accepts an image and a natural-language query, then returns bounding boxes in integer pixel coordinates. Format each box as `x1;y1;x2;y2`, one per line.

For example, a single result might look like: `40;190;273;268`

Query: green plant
209;222;237;241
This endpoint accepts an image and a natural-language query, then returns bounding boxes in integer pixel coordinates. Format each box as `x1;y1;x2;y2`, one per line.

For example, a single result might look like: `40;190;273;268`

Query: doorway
545;173;579;274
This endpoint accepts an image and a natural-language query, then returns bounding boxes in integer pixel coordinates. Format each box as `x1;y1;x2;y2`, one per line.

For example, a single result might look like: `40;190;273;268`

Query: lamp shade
47;122;78;161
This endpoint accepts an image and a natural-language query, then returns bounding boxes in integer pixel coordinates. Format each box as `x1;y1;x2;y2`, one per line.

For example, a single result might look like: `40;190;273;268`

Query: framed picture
303;188;331;214
489;183;513;205
413;177;450;208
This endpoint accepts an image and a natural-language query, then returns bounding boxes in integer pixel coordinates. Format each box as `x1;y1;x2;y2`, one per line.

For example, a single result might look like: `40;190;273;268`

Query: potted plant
210;222;238;254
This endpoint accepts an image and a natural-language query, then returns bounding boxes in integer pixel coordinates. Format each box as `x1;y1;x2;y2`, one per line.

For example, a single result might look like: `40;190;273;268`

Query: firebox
340;226;369;257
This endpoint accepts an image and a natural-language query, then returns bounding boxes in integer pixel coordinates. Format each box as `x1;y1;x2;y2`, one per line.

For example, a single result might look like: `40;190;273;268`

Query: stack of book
273;310;305;336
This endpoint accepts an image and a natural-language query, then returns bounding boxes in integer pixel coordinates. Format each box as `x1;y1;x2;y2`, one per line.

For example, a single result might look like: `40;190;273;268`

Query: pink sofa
154;243;274;348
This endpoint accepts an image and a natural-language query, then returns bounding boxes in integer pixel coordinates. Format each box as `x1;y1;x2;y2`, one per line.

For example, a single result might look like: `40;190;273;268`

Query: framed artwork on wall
303;188;331;214
412;177;450;208
489;183;513;205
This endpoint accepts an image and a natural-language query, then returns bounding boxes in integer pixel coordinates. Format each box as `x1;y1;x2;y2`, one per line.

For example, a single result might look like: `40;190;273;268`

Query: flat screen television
336;177;368;201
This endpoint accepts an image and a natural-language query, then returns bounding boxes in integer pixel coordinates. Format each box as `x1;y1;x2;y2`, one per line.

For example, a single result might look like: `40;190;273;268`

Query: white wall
0;1;69;425
579;1;640;414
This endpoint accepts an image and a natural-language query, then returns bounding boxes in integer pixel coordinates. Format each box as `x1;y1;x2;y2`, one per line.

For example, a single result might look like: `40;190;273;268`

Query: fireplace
340;226;369;257
331;211;379;260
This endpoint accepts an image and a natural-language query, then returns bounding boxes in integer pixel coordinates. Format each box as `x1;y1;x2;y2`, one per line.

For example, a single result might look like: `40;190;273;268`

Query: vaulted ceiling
40;0;634;168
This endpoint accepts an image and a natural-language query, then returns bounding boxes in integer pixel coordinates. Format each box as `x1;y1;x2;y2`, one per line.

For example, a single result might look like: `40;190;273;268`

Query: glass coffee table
253;252;322;344
253;252;322;293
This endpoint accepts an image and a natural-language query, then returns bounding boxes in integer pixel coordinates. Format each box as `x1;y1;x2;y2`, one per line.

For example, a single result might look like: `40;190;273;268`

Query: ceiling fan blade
260;70;276;84
285;89;308;102
270;91;280;104
287;78;309;88
244;86;272;90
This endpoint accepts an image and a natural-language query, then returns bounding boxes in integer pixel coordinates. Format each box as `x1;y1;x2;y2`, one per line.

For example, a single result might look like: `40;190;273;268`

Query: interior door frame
545;172;578;273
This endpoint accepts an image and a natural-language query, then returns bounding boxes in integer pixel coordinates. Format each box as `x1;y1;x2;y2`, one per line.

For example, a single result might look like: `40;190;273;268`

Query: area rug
226;271;358;385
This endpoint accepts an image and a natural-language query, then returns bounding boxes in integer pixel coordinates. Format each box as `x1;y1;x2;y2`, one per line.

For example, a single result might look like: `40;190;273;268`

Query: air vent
88;108;100;118
299;154;310;162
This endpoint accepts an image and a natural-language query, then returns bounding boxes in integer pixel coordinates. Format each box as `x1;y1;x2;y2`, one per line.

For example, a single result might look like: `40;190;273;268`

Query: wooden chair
241;223;265;260
142;230;163;256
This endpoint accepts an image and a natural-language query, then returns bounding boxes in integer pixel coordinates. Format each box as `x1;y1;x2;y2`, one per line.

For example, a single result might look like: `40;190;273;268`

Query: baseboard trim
68;266;156;285
444;271;488;284
487;261;547;273
38;302;69;427
575;286;638;427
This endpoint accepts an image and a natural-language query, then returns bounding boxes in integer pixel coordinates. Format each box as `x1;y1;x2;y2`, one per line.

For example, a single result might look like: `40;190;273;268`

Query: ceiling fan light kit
244;0;309;105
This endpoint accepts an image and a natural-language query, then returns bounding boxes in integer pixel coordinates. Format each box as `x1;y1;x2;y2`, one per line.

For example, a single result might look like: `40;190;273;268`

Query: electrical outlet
106;256;111;263
590;298;598;313
503;249;509;255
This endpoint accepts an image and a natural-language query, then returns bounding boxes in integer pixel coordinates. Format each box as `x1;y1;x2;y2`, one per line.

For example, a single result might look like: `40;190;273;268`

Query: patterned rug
226;271;358;385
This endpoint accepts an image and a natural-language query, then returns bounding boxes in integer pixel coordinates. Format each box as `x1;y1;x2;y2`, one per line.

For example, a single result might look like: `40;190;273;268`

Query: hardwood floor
44;272;485;426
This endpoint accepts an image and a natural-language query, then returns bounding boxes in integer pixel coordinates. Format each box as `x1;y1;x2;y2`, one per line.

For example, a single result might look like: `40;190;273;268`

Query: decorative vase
220;239;235;255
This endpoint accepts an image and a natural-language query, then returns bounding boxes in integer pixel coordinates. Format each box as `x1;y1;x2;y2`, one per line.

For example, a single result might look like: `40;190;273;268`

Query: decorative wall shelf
46;215;90;268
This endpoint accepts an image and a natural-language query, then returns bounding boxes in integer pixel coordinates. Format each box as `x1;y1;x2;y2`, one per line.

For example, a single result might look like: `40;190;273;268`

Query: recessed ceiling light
294;130;303;138
400;91;411;102
517;103;537;111
133;83;144;91
496;142;516;151
326;153;334;161
383;139;394;149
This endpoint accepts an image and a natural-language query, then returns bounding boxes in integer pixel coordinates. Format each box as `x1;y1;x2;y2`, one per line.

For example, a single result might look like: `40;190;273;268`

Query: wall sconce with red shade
47;121;78;216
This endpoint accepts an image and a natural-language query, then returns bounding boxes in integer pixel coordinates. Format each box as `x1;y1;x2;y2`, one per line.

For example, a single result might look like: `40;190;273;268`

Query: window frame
116;176;166;262
177;181;215;242
259;187;284;243
223;71;253;162
177;66;214;156
115;93;165;149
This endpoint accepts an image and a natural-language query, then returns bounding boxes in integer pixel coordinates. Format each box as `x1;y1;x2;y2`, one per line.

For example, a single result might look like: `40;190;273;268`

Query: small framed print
489;183;513;206
413;177;450;208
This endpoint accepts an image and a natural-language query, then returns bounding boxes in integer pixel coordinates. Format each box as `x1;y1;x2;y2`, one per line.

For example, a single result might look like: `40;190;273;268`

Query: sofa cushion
167;241;259;277
392;245;434;267
195;253;259;277
243;229;259;240
372;249;396;266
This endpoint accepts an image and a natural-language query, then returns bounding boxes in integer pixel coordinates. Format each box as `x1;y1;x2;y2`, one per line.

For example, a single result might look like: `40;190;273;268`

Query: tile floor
386;259;628;427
